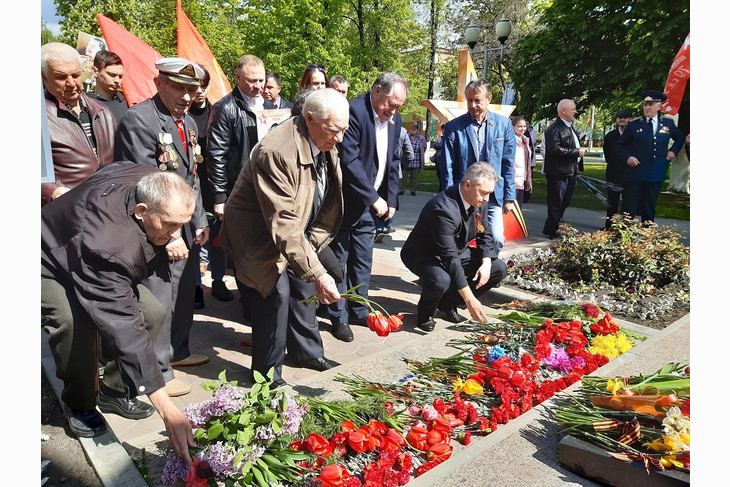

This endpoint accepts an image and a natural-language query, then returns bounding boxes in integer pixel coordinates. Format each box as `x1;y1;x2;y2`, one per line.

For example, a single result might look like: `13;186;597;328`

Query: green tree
510;0;690;120
41;20;57;45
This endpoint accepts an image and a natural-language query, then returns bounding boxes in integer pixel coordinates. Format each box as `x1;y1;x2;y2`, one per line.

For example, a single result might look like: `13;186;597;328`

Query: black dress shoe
439;306;467;323
66;408;108;438
297;356;340;371
332;323;354;342
417;318;436;332
211;280;234;301
271;379;288;390
97;391;155;420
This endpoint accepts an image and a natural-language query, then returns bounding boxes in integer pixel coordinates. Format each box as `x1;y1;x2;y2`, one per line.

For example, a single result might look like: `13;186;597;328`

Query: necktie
174;120;188;155
316;152;327;207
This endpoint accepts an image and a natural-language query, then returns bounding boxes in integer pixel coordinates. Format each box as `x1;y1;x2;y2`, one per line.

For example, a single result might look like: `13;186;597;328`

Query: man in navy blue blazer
614;90;685;223
439;79;516;255
401;162;508;331
325;73;408;342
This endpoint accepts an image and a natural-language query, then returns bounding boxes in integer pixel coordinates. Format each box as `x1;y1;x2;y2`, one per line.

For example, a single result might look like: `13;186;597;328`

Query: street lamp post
465;15;512;80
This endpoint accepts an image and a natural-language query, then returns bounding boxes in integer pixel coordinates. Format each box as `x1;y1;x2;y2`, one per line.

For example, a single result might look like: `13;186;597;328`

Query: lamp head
495;15;512;45
465;21;481;50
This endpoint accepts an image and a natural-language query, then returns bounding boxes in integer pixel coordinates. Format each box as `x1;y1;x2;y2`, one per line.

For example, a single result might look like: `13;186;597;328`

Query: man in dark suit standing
542;98;585;239
114;58;210;397
325;72;408;343
615;91;685;223
602;109;632;228
401;162;508;331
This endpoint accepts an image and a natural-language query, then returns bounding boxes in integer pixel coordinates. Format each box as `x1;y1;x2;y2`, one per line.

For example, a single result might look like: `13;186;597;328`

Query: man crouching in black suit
401;162;508;332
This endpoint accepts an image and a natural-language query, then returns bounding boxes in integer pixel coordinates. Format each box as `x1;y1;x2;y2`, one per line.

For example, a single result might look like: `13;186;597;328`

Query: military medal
158;132;180;170
189;129;204;163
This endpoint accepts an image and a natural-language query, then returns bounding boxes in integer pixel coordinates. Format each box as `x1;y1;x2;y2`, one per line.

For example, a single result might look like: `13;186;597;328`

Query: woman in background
511;116;533;206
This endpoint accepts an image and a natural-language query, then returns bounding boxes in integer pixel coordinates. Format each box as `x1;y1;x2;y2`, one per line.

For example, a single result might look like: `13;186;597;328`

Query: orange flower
341;420;357;433
347;429;369;453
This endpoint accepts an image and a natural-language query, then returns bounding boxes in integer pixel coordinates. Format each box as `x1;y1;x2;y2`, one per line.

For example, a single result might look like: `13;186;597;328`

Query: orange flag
96;14;161;106
661;33;690;116
176;0;232;104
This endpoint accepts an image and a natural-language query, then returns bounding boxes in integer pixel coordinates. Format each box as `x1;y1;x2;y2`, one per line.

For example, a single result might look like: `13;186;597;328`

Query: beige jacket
219;116;343;297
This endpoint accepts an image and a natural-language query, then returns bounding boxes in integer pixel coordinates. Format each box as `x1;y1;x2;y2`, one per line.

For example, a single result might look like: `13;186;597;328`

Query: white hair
41;42;82;76
302;88;349;122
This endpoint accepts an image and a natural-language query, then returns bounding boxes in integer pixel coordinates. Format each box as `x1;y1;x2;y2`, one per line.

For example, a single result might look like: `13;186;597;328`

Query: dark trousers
41;278;165;410
622;180;661;222
403;248;508;322
605;189;622;228
543;174;576;236
143;222;200;381
238;268;324;383
326;207;376;326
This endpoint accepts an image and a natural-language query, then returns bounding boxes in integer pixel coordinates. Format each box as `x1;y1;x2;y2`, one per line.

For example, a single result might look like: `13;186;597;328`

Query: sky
41;0;62;35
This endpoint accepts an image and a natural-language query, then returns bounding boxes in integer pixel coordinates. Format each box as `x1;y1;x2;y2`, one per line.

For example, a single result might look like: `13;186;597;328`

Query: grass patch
417;159;689;221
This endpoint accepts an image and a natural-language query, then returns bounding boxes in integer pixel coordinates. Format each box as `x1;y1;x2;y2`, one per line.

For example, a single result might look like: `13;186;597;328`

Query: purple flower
161;452;190;485
280;393;308;436
184;385;246;429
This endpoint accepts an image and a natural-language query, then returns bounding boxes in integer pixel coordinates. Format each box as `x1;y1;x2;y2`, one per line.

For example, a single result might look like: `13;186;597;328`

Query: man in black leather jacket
541;99;585;239
206;54;275;221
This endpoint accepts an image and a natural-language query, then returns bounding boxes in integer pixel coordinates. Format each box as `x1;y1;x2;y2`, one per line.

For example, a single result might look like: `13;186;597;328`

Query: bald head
557;99;577;122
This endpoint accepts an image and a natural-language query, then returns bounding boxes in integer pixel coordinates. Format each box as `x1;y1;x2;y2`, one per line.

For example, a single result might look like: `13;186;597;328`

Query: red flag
96;14;161;106
661;33;690;116
176;0;232;104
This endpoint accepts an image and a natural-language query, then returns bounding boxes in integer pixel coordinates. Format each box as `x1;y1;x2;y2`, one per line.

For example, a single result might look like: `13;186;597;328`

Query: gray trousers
41;278;165;410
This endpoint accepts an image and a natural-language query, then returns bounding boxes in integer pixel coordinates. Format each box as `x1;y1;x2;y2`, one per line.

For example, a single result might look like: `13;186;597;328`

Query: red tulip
426;429;450;446
341;420;357;433
347;429;369;453
305;432;334;457
427;442;453;461
367;311;390;337
366;419;388;435
318;465;350;486
388;313;404;331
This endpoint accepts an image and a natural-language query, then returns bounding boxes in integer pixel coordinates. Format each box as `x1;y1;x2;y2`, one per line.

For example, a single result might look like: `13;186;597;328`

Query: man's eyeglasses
307;64;326;71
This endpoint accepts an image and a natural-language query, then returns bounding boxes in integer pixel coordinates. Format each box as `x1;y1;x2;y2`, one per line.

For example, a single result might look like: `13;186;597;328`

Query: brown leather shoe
170;354;209;367
164;378;192;397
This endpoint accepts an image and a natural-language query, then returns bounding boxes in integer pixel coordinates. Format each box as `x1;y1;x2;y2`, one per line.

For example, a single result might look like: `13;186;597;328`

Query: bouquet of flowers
161;370;310;486
553;363;690;473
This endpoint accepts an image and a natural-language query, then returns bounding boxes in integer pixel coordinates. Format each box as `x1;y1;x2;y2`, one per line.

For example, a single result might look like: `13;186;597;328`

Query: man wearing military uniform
615;90;685;223
114;58;210;397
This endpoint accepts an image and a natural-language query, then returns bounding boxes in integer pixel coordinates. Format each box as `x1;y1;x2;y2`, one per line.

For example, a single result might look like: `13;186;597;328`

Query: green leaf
237;425;254;446
233;450;245;469
207;422;224;440
218;370;228;383
251;464;267;487
253;369;266;384
255;409;276;424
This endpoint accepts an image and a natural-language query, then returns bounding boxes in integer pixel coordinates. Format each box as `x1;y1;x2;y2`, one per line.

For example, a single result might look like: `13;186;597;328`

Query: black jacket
41;162;167;397
206;88;275;204
543;118;583;177
603;128;625;184
401;185;497;291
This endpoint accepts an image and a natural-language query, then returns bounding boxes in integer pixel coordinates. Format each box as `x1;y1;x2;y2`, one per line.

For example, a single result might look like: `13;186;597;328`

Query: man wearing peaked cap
614;90;685;223
113;56;211;401
602;108;633;228
155;57;206;86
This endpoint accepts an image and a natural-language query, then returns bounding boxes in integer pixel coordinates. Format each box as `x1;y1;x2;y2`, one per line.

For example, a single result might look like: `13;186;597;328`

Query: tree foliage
49;0;428;117
510;0;690;121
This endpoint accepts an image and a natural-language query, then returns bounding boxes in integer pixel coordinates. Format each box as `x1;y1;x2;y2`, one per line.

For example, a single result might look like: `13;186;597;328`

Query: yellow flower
462;379;484;395
452;378;465;393
644;438;672;452
660;455;685;469
607;378;623;394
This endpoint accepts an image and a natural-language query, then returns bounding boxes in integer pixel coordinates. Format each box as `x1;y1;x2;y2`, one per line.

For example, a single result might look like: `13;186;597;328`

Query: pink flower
421;404;438;421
